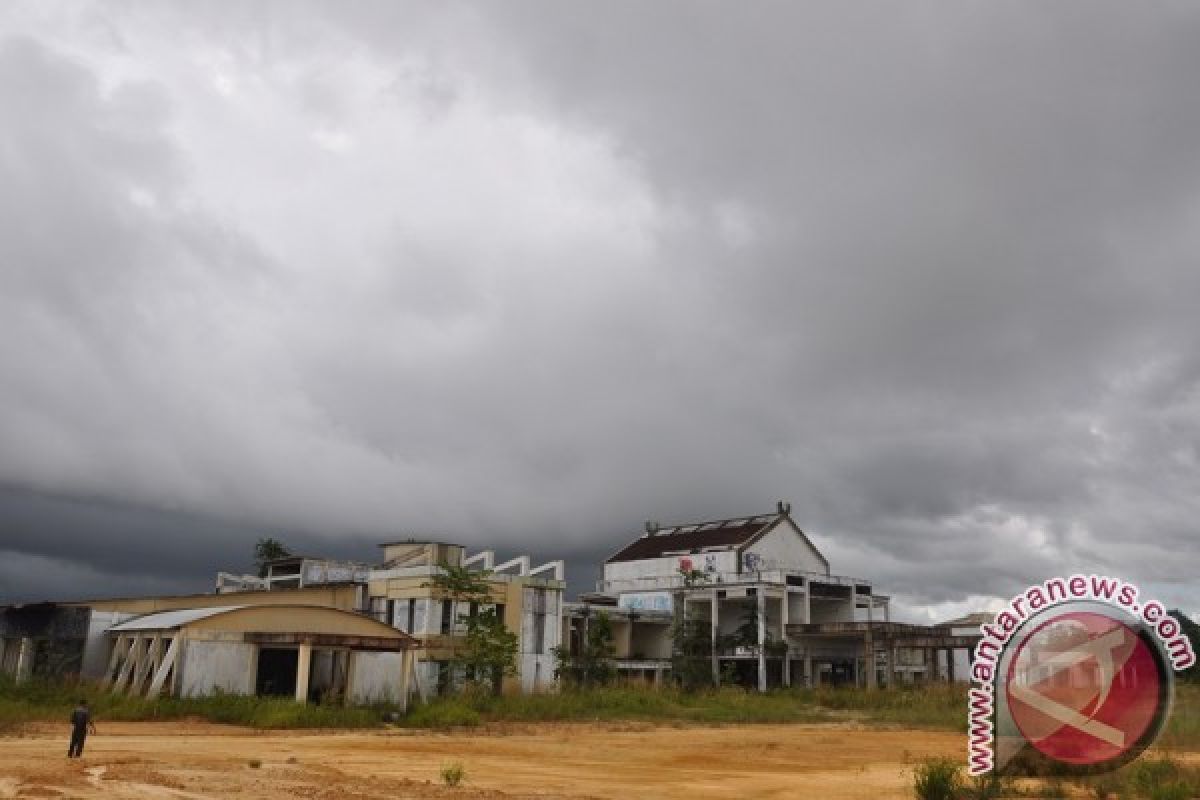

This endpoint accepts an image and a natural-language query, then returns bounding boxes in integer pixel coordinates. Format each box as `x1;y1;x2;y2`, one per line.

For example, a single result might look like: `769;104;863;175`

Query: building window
440;599;453;635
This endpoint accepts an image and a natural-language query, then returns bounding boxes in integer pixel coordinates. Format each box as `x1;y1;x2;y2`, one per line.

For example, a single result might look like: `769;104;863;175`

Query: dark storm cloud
1;3;1199;618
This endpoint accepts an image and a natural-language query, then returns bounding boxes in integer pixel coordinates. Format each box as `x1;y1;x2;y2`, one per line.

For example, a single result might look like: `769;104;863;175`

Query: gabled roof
606;512;783;563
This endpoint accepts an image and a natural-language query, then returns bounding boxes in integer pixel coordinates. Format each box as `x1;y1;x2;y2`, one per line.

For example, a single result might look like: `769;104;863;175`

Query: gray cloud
1;3;1199;620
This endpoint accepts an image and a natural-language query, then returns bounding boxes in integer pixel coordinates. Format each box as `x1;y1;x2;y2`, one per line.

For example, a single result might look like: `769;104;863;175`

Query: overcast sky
2;2;1198;621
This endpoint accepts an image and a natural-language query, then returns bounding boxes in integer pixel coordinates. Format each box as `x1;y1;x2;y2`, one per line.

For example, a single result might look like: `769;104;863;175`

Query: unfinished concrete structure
0;603;91;682
101;605;416;707
216;541;566;696
565;502;979;690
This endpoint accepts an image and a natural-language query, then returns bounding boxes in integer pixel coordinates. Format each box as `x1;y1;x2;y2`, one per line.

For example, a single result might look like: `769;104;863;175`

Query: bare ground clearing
0;720;966;799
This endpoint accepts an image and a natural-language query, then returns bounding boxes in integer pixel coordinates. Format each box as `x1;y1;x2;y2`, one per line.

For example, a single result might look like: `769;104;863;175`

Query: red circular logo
1006;611;1164;766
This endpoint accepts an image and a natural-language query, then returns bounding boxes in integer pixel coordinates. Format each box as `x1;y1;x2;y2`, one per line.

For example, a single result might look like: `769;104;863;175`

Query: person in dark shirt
67;699;96;758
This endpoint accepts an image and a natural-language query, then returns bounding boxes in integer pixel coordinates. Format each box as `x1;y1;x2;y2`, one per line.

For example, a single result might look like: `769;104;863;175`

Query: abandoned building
562;502;980;690
3;506;982;700
216;540;566;696
0;590;418;708
101;605;416;706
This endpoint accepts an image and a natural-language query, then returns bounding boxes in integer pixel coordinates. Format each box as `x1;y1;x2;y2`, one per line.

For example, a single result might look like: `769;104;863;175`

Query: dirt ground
0;720;964;799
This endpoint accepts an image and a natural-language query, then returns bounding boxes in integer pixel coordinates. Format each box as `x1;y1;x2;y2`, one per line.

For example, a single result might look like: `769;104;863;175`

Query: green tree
425;563;518;693
253;537;290;578
457;608;519;689
671;615;715;692
554;610;616;687
670;566;714;691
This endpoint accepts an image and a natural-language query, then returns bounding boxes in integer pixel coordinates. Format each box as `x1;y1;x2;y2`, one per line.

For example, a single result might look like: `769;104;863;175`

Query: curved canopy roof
110;606;243;631
106;604;418;648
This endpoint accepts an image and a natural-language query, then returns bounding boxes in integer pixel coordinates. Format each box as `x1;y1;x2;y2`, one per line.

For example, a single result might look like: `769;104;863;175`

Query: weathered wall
179;640;255;697
742;521;828;574
629;621;672;659
787;590;809;625
348;651;402;704
808;596;854;623
80;610;133;679
604;551;738;584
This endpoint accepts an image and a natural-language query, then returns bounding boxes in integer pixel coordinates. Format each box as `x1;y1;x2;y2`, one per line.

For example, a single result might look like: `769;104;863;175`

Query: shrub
1148;784;1192;800
440;761;465;787
402;698;481;729
1128;756;1184;797
912;758;961;800
962;771;1008;799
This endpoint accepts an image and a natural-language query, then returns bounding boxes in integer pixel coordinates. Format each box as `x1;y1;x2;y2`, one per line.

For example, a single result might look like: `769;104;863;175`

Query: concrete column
804;653;813;688
803;584;811;624
780;594;791;688
295;643;313;704
617;618;634;659
654;667;663;688
864;629;876;690
710;591;720;686
15;637;35;683
849;584;857;623
756;588;767;692
890;643;899;687
947;648;956;682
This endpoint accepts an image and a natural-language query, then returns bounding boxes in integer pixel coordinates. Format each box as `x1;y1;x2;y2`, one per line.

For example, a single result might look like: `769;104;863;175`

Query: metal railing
597;568;870;595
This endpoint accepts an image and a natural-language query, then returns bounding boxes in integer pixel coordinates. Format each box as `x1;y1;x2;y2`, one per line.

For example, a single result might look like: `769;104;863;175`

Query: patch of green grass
798;683;969;731
440;761;465;787
1159;683;1200;750
399;685;838;729
0;676;390;730
912;758;962;800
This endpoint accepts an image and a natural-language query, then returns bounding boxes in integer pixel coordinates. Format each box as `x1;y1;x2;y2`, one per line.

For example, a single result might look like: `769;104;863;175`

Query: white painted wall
349;652;403;704
742;521;828;574
179;641;255;697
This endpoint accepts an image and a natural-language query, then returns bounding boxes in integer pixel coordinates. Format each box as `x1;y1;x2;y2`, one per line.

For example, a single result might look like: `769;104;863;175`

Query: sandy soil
0;720;965;799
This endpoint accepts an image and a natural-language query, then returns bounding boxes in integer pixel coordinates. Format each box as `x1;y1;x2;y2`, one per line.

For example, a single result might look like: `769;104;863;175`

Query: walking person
67;699;96;758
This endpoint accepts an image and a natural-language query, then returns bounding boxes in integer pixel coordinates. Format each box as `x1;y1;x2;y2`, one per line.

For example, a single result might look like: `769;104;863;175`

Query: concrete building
101;605;416;707
564;502;979;690
216;540;566;696
0;593;417;708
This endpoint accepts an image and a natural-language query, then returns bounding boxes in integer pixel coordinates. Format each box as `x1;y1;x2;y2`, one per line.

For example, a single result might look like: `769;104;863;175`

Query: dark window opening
255;648;298;697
